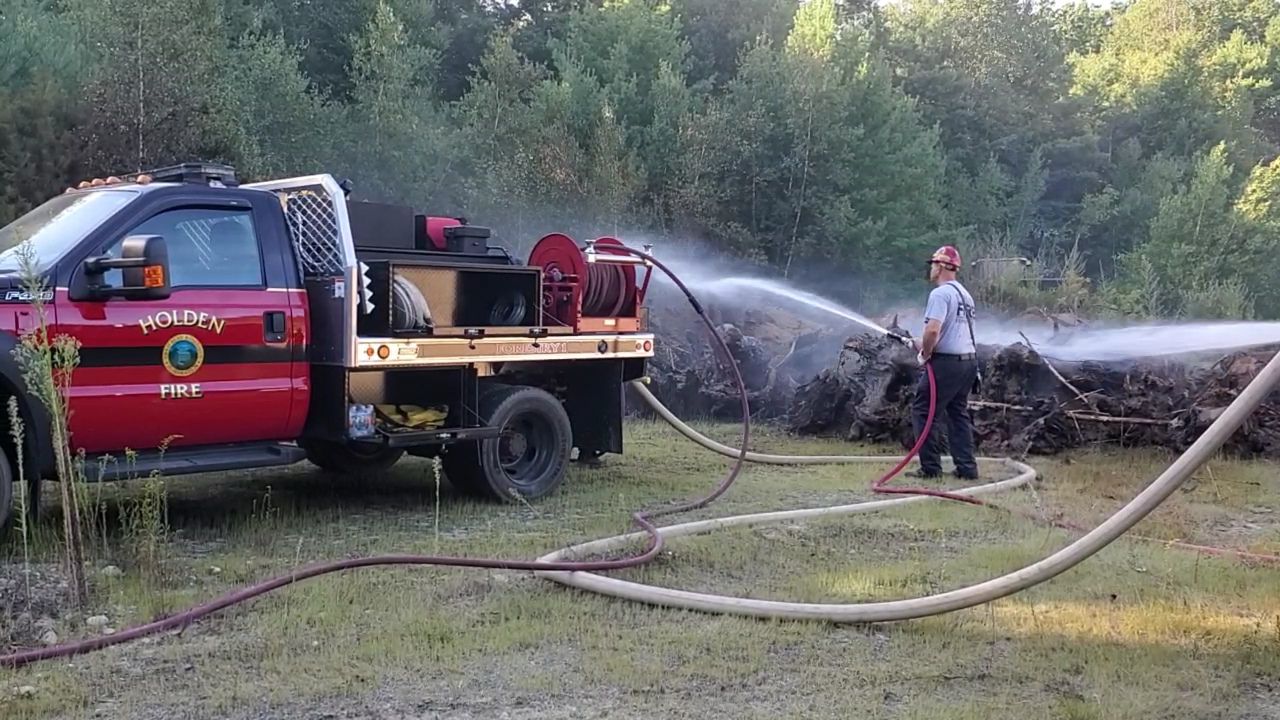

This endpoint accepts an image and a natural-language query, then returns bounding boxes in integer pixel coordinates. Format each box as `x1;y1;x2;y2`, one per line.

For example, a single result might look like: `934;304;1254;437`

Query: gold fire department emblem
162;334;204;377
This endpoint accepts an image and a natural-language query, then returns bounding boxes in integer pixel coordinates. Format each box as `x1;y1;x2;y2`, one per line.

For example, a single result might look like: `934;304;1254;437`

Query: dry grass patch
2;420;1278;719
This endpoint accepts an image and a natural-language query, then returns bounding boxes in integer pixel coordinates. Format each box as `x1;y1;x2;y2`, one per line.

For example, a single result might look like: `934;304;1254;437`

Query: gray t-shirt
923;280;976;354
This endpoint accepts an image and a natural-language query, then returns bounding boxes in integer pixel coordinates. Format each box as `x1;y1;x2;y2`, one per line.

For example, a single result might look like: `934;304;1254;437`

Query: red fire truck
0;163;656;530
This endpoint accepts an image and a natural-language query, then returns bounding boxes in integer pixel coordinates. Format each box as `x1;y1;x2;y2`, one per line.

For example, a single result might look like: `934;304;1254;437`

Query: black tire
0;445;14;539
302;440;404;476
442;386;572;502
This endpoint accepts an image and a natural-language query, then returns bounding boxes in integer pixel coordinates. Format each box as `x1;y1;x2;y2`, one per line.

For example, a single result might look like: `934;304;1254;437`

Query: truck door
57;191;305;455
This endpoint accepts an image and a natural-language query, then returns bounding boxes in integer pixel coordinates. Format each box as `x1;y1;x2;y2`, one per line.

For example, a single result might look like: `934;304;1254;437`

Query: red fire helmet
928;245;962;269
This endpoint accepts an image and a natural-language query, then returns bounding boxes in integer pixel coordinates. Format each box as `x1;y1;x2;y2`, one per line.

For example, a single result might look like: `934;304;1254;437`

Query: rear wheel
302;440;405;477
443;386;572;502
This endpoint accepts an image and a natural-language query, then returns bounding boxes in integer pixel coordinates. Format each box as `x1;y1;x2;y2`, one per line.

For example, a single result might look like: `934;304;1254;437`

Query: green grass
2;420;1280;719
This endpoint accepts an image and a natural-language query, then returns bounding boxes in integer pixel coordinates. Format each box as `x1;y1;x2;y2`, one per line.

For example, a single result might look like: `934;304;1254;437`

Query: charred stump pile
788;334;1280;458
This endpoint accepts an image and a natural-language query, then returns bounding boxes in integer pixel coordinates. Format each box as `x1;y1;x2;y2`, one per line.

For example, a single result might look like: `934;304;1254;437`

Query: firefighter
909;245;980;480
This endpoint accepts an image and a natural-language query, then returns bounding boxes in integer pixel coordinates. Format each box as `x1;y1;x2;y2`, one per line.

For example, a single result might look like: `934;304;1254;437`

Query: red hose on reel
583;262;628;316
529;234;640;330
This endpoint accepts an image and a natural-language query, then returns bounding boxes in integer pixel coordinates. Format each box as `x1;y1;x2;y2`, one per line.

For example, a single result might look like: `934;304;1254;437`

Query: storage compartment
344;369;502;446
303;276;352;364
455;268;536;326
417;216;460;251
356;258;551;338
347;200;417;250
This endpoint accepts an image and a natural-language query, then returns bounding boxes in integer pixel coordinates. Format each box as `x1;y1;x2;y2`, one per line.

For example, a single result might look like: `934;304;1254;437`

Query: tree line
2;0;1278;318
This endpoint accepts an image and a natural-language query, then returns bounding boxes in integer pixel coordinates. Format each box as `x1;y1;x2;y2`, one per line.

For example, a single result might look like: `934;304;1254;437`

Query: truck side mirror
83;235;171;300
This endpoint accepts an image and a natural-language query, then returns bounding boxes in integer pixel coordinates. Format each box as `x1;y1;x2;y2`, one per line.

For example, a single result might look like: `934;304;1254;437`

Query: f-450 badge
4;290;54;302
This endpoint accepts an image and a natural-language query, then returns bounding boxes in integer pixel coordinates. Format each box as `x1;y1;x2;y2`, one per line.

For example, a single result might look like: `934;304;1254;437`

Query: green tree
555;1;693;136
0;0;87;91
882;0;1074;175
240;0;378;102
1076;143;1189;276
1054;0;1114;56
342;0;459;208
420;0;502;101
215;31;343;180
455;30;550;214
1106;144;1280;318
1071;0;1277;160
0;1;89;223
669;0;795;86
880;0;1094;279
0;78;88;225
65;0;232;173
787;0;838;59
709;20;947;287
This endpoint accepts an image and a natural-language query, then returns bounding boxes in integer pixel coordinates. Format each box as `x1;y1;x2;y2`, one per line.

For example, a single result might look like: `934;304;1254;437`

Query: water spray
679;261;1280;363
699;276;891;337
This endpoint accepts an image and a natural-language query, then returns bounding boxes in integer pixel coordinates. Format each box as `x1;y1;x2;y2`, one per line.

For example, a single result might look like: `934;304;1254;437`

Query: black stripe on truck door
77;345;294;368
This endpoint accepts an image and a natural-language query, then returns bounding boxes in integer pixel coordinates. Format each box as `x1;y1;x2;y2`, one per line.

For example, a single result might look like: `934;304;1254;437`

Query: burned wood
967;400;1170;426
1019;331;1099;412
968;400;1033;411
629;292;840;422
789;333;1279;457
1061;413;1172;427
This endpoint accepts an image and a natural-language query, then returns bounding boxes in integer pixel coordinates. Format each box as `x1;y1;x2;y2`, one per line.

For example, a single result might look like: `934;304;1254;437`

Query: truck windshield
0;189;139;273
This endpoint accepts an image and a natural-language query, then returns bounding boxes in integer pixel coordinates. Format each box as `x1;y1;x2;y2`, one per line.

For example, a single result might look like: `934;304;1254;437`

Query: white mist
646;249;1280;363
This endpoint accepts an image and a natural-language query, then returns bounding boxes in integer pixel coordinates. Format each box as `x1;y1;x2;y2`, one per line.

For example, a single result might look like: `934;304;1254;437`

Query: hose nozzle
885;330;924;365
887;330;915;349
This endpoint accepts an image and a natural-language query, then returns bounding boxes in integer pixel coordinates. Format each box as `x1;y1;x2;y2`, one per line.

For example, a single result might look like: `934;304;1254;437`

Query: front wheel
443;386;572;502
0;445;14;539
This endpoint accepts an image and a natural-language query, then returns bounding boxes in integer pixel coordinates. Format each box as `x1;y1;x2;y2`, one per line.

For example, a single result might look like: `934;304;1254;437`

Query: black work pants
910;355;979;478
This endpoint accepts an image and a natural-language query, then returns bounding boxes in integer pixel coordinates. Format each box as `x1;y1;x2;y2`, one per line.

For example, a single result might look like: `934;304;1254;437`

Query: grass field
2;420;1280;719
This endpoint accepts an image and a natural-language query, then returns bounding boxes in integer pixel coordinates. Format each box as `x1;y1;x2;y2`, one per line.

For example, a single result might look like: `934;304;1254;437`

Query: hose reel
528;233;650;333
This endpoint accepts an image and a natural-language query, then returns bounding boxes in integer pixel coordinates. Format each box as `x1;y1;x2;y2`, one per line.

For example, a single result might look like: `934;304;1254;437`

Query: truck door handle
264;311;287;343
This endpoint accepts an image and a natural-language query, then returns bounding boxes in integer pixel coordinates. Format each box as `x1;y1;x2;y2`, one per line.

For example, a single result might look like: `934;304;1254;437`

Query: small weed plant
9;241;88;607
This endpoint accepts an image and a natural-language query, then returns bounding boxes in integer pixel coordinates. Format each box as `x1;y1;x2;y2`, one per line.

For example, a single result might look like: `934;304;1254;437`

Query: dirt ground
2;422;1280;720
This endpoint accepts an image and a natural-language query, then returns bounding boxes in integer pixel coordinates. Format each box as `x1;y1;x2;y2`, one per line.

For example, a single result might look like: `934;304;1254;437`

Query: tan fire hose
534;360;1280;621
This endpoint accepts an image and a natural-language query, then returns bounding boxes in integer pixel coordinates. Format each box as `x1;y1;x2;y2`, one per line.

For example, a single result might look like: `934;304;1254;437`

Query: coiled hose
390;274;433;331
583;262;629;317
